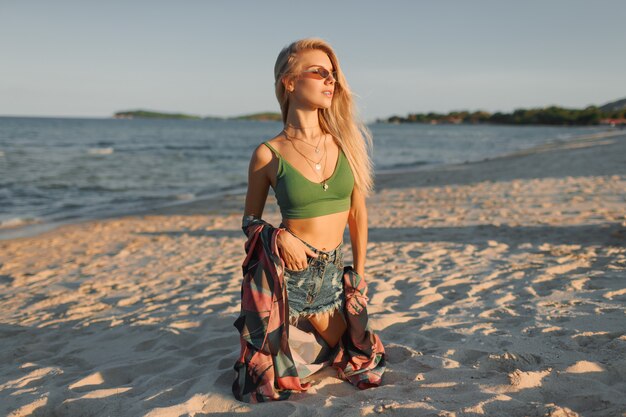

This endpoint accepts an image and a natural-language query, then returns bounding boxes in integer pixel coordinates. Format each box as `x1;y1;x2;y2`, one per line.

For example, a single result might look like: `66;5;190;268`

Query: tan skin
243;49;368;348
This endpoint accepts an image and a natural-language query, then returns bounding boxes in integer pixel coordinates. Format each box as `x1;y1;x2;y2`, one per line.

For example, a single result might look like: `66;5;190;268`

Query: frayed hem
289;297;345;328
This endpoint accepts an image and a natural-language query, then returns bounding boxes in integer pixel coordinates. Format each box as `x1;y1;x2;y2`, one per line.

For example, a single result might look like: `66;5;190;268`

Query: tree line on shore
380;103;626;126
113;98;626;126
112;110;281;121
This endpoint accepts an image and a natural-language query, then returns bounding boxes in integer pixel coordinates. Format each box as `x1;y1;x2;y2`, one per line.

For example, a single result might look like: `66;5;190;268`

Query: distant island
113;110;281;121
113;97;626;126
233;112;282;121
378;97;626;126
113;110;203;120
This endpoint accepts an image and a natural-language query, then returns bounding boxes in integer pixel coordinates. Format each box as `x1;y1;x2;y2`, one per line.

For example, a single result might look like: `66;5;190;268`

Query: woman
243;38;374;346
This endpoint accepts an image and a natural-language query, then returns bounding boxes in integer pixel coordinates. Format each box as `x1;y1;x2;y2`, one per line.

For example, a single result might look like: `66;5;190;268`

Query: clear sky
1;0;625;121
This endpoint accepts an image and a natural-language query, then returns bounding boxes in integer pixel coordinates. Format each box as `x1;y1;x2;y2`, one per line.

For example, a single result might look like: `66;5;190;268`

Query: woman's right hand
276;230;318;271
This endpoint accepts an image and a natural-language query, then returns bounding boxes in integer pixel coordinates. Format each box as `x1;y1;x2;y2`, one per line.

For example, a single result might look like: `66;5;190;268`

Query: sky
1;0;625;122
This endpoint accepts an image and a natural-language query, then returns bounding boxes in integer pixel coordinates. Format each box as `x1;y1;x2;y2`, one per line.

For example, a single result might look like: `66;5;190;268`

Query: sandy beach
1;130;625;417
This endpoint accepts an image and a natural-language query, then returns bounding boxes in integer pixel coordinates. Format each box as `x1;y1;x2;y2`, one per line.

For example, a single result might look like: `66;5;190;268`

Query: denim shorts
279;224;345;326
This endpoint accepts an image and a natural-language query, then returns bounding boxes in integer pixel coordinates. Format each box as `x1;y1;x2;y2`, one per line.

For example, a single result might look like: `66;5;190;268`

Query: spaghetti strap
263;141;282;158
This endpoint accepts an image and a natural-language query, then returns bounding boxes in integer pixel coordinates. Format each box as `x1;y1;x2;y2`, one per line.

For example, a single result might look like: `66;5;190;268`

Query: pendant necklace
283;127;324;154
285;132;329;191
321;139;329;190
283;129;324;170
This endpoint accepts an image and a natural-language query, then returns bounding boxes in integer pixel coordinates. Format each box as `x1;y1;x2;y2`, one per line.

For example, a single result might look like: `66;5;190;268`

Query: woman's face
286;49;336;110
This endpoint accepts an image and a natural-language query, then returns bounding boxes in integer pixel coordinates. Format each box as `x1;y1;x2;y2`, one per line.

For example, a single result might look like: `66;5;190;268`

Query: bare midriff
282;210;349;251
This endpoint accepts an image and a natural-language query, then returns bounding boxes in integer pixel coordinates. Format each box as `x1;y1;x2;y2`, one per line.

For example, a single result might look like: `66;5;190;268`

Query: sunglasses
301;67;338;81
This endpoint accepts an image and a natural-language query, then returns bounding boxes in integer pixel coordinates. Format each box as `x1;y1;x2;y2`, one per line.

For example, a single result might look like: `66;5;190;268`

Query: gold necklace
286;122;321;130
321;139;329;190
283;128;324;154
286;134;329;190
283;130;325;170
294;138;328;189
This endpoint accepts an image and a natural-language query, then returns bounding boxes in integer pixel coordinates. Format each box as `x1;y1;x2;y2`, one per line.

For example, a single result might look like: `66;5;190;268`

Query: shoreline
375;128;626;188
1;128;623;242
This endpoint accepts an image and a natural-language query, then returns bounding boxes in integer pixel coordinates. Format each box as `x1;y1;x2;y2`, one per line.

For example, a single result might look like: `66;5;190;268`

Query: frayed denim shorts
279;224;345;326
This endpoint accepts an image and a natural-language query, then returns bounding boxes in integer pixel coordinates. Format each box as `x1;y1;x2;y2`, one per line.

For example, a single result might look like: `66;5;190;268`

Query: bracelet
241;214;259;230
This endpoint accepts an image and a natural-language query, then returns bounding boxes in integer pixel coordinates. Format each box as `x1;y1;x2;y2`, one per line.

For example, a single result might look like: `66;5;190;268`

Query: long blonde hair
274;38;374;197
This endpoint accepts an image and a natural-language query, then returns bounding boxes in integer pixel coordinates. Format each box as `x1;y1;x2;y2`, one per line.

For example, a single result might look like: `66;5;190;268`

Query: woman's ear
282;76;295;93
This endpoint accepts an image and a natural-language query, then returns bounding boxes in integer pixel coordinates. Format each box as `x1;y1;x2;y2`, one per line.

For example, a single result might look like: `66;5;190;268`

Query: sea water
0;116;609;238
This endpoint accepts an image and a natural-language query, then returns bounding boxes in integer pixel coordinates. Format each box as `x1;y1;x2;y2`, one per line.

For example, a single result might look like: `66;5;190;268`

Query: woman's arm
242;144;272;223
347;185;368;277
242;143;316;270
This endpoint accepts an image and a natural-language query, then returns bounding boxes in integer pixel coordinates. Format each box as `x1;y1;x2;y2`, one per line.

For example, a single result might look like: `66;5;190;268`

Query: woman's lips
323;91;333;97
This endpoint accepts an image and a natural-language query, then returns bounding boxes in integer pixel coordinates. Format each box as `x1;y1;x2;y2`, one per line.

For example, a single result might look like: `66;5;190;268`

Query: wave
380;160;431;170
0;216;43;230
35;184;133;192
87;147;114;155
164;144;213;151
175;193;195;200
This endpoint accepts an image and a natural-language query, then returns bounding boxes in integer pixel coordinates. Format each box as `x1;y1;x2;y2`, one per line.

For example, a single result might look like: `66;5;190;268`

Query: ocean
0;116;609;239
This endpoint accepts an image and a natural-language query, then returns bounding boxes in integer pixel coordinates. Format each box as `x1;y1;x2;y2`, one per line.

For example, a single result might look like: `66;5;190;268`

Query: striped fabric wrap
232;219;386;403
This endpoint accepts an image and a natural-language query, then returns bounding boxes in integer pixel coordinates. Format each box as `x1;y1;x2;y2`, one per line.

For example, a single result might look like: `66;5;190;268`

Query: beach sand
1;131;625;417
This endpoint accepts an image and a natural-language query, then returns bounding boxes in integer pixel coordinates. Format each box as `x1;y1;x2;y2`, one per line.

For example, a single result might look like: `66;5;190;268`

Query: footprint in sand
385;343;423;363
479;351;543;373
507;368;552;389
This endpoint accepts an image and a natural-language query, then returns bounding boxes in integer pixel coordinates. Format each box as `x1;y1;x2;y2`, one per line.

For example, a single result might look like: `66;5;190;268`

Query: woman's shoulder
251;133;287;163
260;133;289;156
264;132;288;149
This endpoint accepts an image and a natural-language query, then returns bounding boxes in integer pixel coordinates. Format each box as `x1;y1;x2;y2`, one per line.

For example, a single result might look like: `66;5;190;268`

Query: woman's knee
309;308;346;347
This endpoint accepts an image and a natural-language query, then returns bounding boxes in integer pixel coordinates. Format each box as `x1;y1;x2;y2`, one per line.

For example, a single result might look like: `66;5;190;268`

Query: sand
1;130;625;417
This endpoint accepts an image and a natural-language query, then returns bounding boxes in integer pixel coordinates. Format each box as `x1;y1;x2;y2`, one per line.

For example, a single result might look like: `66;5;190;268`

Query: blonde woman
243;38;373;346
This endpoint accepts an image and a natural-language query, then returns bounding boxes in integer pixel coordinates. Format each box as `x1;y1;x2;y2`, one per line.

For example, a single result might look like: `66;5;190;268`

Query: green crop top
263;141;354;219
